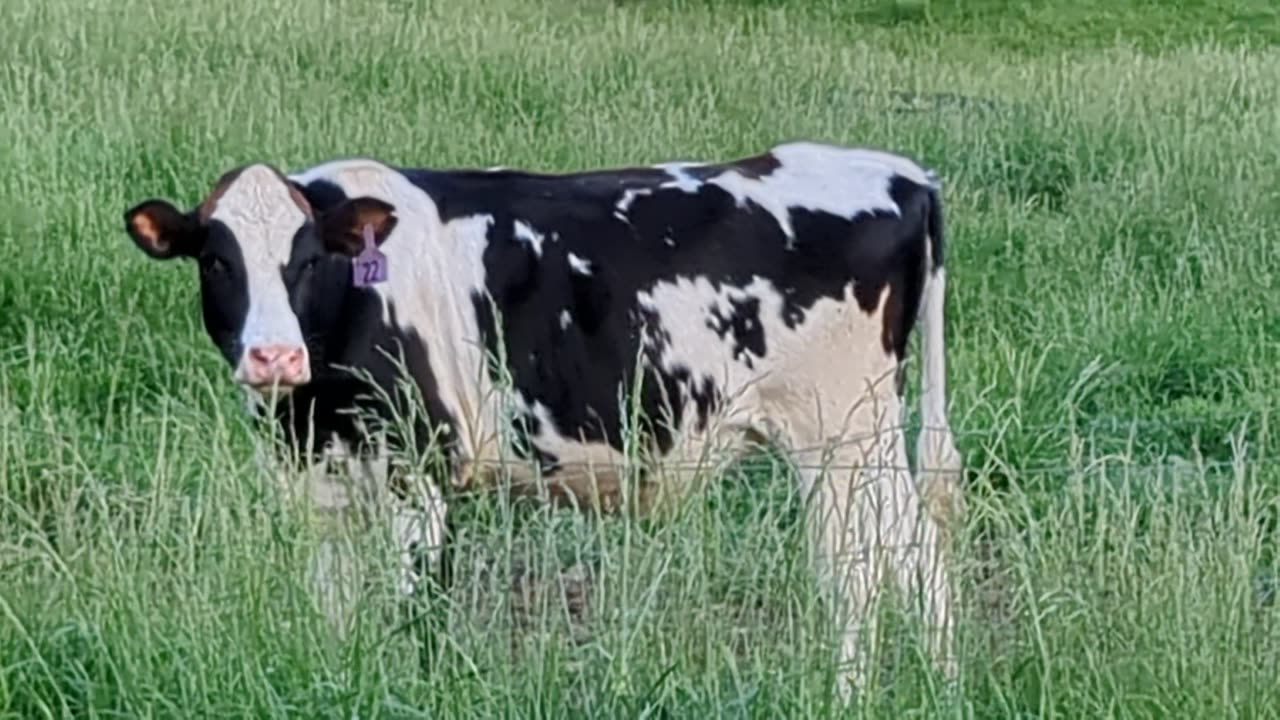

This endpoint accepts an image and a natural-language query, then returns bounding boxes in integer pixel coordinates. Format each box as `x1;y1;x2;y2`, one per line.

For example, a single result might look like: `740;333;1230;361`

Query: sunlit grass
2;0;1279;716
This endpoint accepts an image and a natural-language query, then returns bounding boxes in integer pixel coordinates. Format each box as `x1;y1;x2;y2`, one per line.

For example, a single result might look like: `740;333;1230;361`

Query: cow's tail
917;172;964;538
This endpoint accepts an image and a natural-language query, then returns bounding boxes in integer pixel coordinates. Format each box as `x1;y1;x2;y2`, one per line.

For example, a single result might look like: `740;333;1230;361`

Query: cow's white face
123;163;399;397
208;166;312;389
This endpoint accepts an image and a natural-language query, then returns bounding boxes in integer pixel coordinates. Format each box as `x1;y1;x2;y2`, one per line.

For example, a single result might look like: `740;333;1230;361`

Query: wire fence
4;405;1271;447
2;406;1275;493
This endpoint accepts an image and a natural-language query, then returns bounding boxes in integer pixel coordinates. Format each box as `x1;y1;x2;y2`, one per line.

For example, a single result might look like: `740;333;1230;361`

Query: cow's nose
244;344;310;387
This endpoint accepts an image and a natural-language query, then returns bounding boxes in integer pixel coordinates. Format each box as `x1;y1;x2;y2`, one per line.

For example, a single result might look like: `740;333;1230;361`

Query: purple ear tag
352;223;388;287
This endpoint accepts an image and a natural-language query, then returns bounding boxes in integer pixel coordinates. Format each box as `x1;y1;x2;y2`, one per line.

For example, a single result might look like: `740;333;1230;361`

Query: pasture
2;0;1279;716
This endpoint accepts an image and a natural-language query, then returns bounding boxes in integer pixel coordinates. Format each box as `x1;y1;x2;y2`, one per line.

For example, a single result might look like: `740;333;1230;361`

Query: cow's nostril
245;345;307;381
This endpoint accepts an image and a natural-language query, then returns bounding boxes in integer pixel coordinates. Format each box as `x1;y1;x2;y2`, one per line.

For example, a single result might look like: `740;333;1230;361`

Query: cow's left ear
317;197;399;256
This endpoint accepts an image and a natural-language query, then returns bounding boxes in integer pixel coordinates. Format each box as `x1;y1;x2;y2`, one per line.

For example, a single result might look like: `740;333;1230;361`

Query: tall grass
2;0;1278;715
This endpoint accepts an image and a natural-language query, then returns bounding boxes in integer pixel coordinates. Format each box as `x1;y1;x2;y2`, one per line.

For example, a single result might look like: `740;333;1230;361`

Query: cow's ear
124;200;204;260
317;197;398;256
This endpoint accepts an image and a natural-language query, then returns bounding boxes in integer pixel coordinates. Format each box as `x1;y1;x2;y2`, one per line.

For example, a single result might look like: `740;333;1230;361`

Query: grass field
3;0;1280;716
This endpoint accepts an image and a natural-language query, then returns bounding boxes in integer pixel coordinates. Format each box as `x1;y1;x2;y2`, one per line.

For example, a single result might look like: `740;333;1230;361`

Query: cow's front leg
278;441;366;638
390;473;450;599
387;471;452;673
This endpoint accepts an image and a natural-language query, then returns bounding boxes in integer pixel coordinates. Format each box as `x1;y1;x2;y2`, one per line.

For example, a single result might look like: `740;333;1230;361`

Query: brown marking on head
195;164;314;225
284;180;314;219
731;152;782;180
196;167;247;224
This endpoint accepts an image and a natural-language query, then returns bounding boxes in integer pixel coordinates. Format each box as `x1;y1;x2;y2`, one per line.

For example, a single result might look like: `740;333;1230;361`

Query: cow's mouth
246;381;301;398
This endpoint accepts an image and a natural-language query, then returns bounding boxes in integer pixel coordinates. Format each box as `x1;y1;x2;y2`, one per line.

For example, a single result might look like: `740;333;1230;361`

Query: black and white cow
123;141;963;694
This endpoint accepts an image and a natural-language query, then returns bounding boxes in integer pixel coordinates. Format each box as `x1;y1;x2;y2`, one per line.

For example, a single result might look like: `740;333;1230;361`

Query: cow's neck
323;188;498;486
416;211;510;485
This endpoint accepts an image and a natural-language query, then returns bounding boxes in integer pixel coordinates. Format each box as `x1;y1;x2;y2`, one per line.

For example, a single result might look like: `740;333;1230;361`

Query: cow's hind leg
889;424;956;684
794;451;886;697
787;397;953;701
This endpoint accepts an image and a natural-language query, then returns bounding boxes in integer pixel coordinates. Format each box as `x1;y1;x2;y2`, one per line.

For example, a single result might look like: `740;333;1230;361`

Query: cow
122;140;964;697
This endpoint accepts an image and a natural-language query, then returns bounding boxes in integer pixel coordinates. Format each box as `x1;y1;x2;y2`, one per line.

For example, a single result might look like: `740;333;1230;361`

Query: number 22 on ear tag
352;223;389;288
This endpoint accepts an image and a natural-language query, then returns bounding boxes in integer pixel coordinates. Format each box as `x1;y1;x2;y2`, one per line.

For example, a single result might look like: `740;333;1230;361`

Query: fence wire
1;407;1275;503
3;404;1270;451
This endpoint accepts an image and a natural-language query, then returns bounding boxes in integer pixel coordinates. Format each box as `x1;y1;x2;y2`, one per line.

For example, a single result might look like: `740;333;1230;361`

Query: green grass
3;0;1280;716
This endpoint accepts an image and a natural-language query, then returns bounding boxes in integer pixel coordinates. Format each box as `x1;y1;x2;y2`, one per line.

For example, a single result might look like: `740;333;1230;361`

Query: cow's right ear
124;200;204;260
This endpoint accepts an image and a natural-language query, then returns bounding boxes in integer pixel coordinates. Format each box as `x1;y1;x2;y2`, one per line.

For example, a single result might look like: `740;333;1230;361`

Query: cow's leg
295;438;444;636
309;532;360;636
297;443;363;636
642;409;756;518
886;419;957;684
389;473;450;599
382;467;452;672
784;389;953;701
249;428;345;631
320;430;449;601
792;427;892;698
793;453;885;698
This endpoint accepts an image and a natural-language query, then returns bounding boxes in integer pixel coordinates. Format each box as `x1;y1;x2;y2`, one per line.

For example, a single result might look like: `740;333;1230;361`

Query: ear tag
352;223;388;287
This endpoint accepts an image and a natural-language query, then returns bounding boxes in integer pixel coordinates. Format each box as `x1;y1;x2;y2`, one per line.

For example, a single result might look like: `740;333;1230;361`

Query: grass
2;0;1280;716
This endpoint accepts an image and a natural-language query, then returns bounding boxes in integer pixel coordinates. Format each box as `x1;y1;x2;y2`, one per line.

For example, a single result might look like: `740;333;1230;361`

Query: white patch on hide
514;220;545;258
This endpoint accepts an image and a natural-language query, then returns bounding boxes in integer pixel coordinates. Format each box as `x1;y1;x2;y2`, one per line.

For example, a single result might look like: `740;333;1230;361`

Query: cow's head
123;164;398;396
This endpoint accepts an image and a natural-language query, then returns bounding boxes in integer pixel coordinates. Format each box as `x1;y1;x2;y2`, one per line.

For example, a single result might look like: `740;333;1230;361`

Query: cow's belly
468;276;903;515
486;369;768;516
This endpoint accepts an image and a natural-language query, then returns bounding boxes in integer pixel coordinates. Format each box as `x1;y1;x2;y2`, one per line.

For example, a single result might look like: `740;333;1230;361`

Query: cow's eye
200;255;227;277
300;256;321;275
